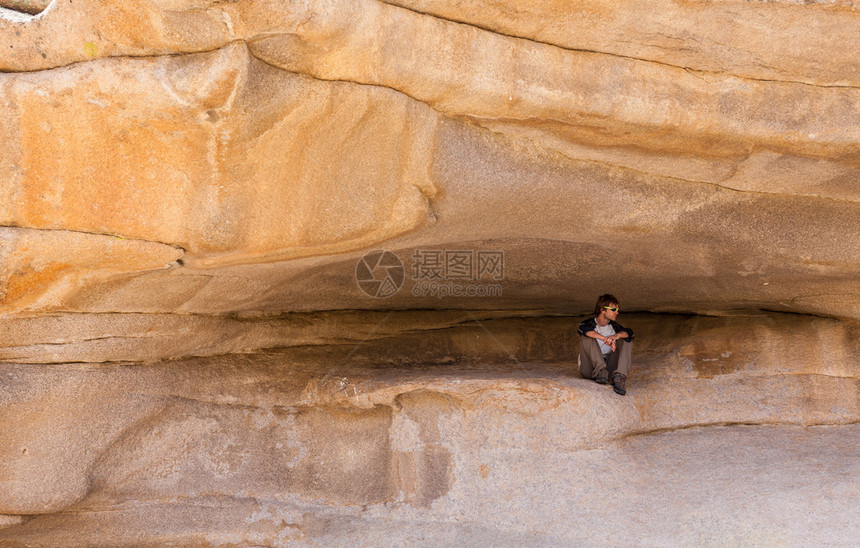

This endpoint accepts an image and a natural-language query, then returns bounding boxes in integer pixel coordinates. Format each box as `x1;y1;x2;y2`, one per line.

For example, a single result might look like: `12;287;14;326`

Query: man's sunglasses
602;306;619;312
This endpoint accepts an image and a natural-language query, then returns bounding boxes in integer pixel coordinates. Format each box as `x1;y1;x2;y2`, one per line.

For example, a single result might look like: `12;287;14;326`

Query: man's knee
580;336;600;350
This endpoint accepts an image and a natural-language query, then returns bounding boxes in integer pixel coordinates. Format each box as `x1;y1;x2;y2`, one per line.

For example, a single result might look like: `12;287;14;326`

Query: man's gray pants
579;336;632;379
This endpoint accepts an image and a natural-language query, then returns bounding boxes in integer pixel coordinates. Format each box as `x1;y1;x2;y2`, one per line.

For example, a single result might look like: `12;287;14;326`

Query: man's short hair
593;293;619;315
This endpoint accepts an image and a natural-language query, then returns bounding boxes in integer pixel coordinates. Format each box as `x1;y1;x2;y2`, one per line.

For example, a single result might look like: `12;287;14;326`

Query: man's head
593;293;620;318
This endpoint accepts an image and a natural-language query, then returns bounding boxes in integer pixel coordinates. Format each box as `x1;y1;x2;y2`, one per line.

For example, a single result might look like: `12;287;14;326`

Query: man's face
601;304;620;321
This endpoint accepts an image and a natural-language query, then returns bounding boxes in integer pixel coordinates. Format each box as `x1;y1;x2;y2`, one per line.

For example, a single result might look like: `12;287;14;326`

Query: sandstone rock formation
1;0;858;545
0;0;857;322
1;314;858;544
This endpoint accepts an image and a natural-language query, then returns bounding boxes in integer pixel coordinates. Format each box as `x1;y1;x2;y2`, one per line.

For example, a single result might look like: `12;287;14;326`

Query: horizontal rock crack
378;0;860;90
0;224;187;254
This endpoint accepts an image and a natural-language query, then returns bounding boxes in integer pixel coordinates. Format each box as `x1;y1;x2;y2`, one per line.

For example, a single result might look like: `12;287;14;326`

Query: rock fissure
0;334;155;349
618;420;860;441
3;14;856;96
466;118;860;204
0;224;187;255
378;0;860;90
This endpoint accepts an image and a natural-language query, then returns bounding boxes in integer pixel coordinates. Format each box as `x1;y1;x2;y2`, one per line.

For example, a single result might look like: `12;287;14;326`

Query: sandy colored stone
386;0;860;87
4;0;859;85
0;227;181;312
0;367;857;543
2;425;857;546
0;312;856;518
90;403;397;506
0;2;858;542
242;0;860;199
1;114;857;320
0;0;230;70
3;0;857;196
0;42;437;268
0;377;165;514
0;309;525;364
0;514;23;529
1;2;858;320
0;1;49;16
244;0;860;150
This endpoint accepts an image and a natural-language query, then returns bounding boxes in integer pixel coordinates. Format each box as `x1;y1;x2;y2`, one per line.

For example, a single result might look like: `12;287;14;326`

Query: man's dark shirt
577;318;635;341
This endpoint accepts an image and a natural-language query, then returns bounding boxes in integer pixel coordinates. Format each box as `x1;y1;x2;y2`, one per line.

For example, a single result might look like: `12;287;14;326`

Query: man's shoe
612;374;627;396
595;370;609;385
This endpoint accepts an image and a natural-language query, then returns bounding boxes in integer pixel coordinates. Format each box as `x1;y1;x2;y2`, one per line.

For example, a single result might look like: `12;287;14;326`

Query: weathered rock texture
1;0;858;545
0;0;857;321
0;314;858;545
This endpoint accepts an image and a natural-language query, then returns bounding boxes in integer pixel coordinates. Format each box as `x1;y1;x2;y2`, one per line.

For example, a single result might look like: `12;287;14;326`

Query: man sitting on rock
577;294;634;396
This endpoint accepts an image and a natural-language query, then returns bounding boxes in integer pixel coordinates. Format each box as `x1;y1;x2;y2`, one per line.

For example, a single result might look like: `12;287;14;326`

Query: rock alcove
1;0;858;545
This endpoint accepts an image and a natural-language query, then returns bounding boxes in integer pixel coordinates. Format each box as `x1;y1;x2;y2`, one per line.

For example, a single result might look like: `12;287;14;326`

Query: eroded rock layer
3;425;859;546
0;313;858;544
0;0;857;320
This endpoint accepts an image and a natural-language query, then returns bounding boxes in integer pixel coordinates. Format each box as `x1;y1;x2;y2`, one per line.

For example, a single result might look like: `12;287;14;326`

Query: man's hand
588;330;626;352
596;334;616;352
603;333;627;351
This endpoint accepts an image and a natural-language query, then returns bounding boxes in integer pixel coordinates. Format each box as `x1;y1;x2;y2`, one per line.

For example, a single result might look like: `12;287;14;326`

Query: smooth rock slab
0;312;856;518
1;424;857;546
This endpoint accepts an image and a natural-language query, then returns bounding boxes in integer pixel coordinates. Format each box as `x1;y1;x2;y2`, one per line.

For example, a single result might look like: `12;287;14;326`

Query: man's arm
607;322;634;342
585;330;613;342
576;319;594;337
604;323;633;351
604;331;629;344
583;328;621;352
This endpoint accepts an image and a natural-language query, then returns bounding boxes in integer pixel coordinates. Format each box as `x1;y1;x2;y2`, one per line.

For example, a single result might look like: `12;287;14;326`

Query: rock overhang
0;0;857;326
